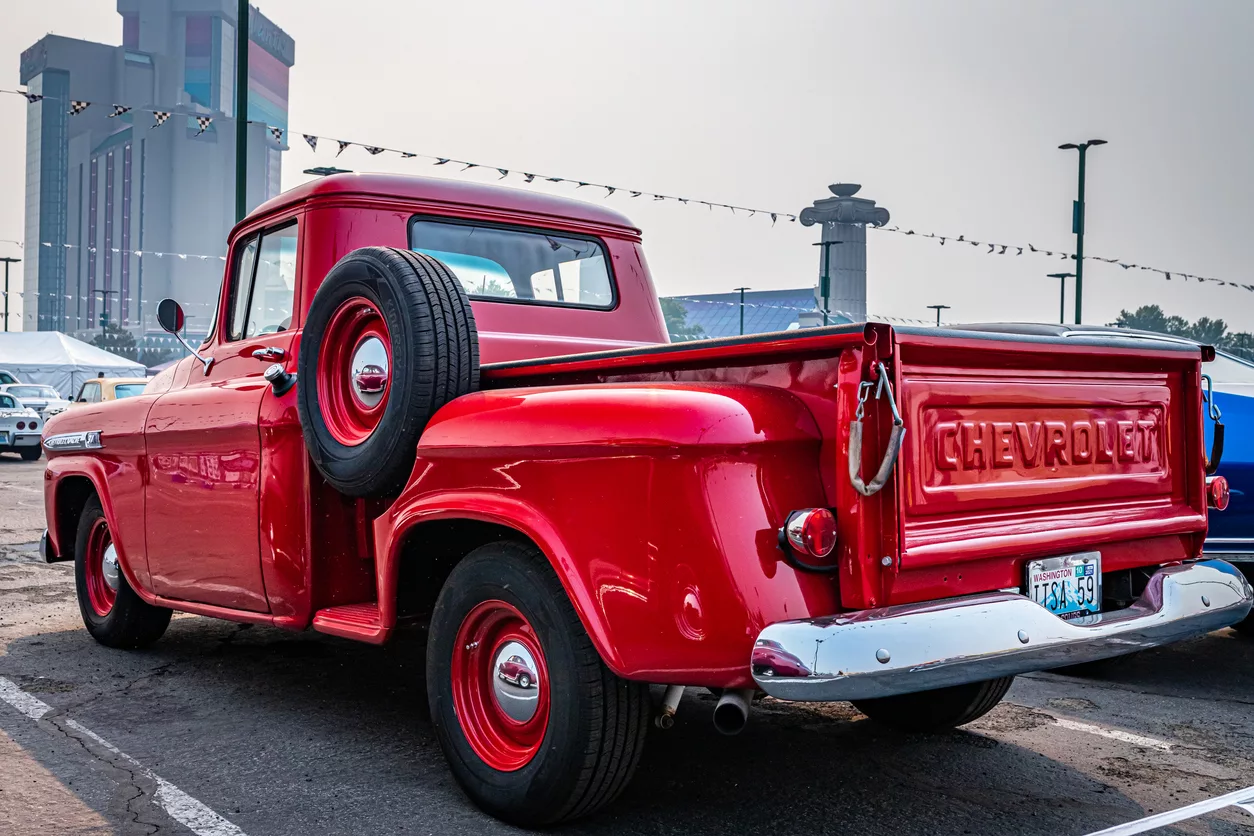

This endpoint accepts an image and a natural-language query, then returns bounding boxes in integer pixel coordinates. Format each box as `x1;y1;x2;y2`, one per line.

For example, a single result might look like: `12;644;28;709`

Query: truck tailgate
893;330;1208;572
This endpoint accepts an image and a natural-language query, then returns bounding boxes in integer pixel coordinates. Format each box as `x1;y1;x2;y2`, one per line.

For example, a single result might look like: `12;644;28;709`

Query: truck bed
480;323;1209;610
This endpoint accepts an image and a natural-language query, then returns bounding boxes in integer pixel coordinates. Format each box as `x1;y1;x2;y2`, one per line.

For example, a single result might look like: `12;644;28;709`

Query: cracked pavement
1;456;1253;835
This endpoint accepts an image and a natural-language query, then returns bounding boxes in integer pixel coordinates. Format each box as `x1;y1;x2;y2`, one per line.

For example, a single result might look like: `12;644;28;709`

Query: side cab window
226;221;299;341
78;382;101;403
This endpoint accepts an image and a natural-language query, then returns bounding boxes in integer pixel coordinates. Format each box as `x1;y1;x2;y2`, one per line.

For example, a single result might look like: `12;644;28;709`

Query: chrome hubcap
350;336;389;407
491;640;541;722
102;544;120;591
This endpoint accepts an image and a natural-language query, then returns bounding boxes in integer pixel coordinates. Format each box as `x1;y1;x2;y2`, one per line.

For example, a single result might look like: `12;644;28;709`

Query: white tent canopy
0;332;146;398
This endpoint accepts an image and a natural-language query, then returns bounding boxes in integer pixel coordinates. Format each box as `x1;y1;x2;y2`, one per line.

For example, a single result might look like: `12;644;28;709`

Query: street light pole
733;287;750;335
235;0;250;223
0;257;19;332
812;240;841;325
1046;272;1075;325
926;304;950;326
1059;139;1106;324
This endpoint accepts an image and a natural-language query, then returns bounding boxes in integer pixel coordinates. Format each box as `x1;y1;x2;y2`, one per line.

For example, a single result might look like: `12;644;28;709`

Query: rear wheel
427;541;649;826
19;446;41;461
852;677;1014;732
74;496;171;648
296;247;478;498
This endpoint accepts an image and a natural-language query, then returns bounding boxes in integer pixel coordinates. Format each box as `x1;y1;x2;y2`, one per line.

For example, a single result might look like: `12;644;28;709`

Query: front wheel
427;541;649;826
74;496;171;648
852;677;1014;732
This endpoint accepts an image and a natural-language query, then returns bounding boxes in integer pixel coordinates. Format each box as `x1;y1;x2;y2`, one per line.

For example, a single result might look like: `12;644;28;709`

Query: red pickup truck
40;173;1252;825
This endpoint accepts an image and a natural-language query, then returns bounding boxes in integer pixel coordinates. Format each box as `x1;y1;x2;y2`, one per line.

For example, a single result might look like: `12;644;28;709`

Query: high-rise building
19;1;295;339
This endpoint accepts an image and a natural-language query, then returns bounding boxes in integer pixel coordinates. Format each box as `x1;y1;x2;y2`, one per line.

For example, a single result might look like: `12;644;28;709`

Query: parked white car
0;392;43;461
0;383;71;419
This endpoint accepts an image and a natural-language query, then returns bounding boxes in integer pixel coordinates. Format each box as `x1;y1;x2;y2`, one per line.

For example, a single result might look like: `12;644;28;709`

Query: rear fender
374;493;624;667
375;382;836;685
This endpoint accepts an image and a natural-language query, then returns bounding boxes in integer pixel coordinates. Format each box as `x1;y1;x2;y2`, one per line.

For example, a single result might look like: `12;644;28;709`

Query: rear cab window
227;222;299;341
408;218;615;309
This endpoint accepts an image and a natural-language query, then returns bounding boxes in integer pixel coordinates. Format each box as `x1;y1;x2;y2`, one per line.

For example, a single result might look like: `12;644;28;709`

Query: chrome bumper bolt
1018;630;1030;644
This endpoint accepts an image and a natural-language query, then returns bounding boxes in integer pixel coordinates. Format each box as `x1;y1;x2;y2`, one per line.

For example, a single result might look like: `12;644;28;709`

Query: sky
3;0;1253;331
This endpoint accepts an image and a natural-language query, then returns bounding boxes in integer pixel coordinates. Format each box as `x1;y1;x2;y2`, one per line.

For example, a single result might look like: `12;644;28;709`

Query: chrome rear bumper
752;559;1253;702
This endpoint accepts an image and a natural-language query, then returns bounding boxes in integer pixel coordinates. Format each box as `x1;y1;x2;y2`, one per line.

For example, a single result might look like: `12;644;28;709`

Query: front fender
44;454;153;595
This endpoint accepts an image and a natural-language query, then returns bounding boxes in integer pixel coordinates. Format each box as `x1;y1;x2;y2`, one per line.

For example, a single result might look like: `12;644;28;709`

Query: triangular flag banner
434;158;450;165
195;116;213;136
498;168;509;179
152;111;170;128
269;126;284;143
365;146;385;155
24;93;43;103
400;152;417;159
336;140;351;156
109;105;132;118
523;173;536;183
303;134;318;151
68;100;90;116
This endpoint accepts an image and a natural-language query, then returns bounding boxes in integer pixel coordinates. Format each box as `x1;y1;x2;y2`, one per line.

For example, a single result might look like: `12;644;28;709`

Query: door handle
251;347;286;361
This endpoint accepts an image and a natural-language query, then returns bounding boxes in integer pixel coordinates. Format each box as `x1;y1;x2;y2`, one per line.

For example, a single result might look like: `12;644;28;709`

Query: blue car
1203;350;1254;633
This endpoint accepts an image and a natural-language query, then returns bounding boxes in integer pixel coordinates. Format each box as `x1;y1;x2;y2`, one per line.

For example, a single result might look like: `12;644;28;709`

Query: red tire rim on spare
316;296;392;446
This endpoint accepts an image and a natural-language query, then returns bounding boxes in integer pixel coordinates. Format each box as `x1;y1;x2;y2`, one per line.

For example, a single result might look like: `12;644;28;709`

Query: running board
312;603;388;644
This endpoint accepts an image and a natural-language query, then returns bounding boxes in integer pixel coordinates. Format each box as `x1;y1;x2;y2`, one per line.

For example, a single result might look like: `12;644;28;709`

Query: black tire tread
297;247;478;498
430;541;647;825
74;496;171;649
852;676;1014;733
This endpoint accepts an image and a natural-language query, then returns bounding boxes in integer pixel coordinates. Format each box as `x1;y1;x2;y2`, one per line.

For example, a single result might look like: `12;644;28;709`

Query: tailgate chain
849;362;906;497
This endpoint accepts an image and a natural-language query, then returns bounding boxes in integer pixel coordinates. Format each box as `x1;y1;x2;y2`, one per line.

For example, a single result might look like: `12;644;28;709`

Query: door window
227;222;298;341
79;382;101;403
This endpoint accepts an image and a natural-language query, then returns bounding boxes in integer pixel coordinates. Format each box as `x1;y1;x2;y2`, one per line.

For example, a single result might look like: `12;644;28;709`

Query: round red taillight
784;508;838;558
1207;476;1230;511
28;421;36;430
15;422;24;430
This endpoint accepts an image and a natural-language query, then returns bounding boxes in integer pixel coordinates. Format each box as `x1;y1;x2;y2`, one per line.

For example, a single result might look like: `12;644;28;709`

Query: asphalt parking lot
1;454;1252;836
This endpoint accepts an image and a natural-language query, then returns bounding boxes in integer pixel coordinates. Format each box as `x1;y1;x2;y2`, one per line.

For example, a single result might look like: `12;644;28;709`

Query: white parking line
1051;716;1173;751
0;676;249;836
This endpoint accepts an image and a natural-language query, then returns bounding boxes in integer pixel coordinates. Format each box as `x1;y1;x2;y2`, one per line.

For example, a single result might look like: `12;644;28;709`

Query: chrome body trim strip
752;560;1253;702
41;430;103;451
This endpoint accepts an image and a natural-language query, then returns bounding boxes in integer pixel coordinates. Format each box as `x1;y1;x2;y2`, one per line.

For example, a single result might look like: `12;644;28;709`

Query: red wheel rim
84;517;116;617
316;296;392;446
451;600;551;772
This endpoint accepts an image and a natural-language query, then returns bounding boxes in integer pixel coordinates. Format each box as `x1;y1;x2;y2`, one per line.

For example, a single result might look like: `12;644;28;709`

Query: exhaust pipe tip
712;689;754;736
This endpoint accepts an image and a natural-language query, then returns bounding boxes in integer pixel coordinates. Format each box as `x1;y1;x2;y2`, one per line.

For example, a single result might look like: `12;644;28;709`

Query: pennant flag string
3;87;1246;282
875;225;1254;294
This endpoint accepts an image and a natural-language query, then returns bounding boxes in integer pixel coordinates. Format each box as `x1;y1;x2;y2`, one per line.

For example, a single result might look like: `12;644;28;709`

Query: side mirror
156;298;213;375
157;298;185;333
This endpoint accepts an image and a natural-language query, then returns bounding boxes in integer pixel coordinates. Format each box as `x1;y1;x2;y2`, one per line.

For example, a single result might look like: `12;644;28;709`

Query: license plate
1026;552;1101;619
0;432;7;445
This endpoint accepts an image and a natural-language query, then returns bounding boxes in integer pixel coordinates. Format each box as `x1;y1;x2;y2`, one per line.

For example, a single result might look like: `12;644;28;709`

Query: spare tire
297;247;479;498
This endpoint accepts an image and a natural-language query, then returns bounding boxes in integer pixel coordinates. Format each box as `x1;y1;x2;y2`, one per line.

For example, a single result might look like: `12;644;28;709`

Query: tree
91;323;139;362
1114;304;1254;356
660;297;704;342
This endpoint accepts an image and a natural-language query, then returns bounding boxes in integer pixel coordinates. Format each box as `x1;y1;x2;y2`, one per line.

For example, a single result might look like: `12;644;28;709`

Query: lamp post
0;257;19;332
926;304;950;326
235;0;250;222
733;287;750;335
1058;139;1106;324
812;240;842;325
93;289;118;329
1046;272;1074;324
